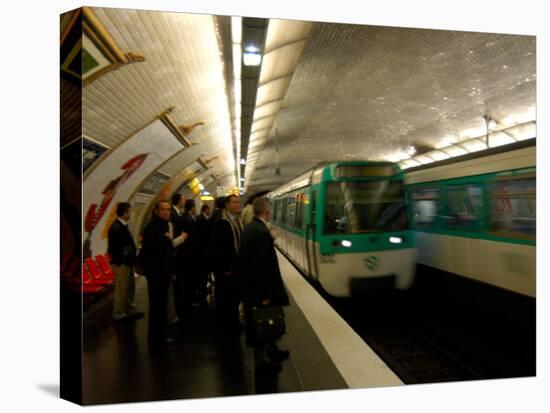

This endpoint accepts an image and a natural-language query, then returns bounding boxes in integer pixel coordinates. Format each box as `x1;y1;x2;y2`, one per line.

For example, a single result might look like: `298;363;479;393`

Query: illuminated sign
334;165;397;178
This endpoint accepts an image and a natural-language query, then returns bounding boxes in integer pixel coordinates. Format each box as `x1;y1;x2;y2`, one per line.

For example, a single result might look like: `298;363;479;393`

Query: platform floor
82;253;354;405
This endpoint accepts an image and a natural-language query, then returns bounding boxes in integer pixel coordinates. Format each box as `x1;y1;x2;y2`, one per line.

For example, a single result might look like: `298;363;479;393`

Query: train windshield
324;180;407;233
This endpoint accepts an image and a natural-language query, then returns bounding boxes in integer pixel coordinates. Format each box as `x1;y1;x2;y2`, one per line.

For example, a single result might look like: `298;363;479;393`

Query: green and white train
268;161;415;297
405;142;536;297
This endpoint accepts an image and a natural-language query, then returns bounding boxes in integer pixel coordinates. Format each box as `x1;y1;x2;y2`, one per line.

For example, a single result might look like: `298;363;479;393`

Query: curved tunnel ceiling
82;8;236;189
245;23;535;194
80;7;536;198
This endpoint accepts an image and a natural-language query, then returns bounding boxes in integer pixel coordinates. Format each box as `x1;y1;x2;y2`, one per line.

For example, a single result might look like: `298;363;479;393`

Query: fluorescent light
231;17;242;44
389;236;402;244
243;51;261;66
441;145;468;157
240;158;246;165
490;131;515;147
427;150;450;161
240;177;245;182
461;139;487;152
341;240;352;248
414;155;435;165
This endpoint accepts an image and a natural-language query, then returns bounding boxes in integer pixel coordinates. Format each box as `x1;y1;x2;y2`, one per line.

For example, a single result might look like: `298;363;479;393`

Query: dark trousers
196;267;210;301
214;271;240;326
174;255;186;316
175;258;198;314
146;272;171;342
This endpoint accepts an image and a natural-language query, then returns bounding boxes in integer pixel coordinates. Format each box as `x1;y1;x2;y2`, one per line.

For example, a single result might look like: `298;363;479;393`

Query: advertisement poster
83;119;185;257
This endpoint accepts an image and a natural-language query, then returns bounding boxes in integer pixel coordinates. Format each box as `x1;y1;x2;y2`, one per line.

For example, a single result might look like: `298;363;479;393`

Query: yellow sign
188;177;199;190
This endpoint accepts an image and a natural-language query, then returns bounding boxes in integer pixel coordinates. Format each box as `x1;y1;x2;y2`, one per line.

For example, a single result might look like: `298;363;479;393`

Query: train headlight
389;236;403;244
341;240;352;248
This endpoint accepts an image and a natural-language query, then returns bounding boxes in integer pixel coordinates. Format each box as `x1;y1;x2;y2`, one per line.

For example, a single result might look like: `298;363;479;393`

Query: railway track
319;287;533;384
277;247;535;384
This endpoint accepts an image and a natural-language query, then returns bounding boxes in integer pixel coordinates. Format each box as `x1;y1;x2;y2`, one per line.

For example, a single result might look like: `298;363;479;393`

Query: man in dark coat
239;196;290;373
107;202;144;322
140;200;176;345
211;195;244;330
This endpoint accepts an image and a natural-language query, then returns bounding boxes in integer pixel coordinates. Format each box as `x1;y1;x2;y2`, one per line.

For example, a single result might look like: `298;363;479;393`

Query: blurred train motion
268;161;415;297
405;142;535;297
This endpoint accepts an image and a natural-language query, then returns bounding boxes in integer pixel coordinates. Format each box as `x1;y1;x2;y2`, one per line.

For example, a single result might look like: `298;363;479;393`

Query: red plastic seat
83;259;113;285
64;270;104;293
85;257;114;280
95;254;114;278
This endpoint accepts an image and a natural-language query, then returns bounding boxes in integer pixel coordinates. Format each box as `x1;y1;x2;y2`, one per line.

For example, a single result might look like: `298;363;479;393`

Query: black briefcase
251;306;286;343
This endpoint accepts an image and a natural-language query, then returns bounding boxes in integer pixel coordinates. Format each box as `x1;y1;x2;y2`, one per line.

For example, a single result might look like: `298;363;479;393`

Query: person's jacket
211;211;243;274
195;213;212;258
238;217;289;307
140;214;175;276
178;212;197;257
170;206;183;238
107;219;136;266
170;206;182;224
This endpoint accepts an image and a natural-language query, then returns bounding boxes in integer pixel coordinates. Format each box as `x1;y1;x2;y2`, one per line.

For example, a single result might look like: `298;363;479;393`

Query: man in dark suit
170;193;188;315
107;202;144;322
170;193;185;224
211;195;244;330
195;204;212;302
179;199;199;308
239;197;290;373
140;200;177;345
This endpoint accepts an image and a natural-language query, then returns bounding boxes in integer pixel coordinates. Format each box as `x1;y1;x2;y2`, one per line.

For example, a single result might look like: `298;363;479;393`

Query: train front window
324;180;407;234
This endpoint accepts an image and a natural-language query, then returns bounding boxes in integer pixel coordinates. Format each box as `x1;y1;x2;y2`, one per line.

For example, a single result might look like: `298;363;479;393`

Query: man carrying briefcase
238;196;290;375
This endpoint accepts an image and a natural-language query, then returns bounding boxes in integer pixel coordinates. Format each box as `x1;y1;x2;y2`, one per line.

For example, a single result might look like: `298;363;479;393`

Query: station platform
82;251;402;405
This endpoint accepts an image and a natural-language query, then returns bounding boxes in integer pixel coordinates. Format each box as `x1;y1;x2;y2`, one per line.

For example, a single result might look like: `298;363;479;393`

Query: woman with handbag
238;197;290;375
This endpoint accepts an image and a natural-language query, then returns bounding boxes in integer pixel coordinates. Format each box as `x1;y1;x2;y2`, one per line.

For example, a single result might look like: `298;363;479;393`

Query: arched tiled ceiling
82;7;236;188
245;23;535;194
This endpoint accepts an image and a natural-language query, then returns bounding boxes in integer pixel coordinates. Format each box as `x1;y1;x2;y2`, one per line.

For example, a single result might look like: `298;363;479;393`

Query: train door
305;189;319;279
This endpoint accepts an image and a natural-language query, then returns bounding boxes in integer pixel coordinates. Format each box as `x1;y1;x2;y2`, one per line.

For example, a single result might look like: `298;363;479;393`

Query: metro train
268;161;416;297
404;141;536;297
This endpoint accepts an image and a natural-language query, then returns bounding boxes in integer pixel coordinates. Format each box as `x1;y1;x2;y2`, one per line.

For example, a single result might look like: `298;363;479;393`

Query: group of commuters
107;192;289;374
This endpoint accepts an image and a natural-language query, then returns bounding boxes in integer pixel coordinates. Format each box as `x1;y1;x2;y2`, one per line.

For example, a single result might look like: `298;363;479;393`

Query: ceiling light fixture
243;49;261;66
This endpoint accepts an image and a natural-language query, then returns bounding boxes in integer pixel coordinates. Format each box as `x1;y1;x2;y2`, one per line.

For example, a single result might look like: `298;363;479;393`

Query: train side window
275;199;283;223
272;199;277;222
489;176;535;239
282;197;288;224
411;188;440;228
286;193;297;227
295;192;304;229
444;184;483;230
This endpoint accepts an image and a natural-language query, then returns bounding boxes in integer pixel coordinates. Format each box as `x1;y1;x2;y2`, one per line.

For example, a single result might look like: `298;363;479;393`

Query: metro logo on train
364;256;379;271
